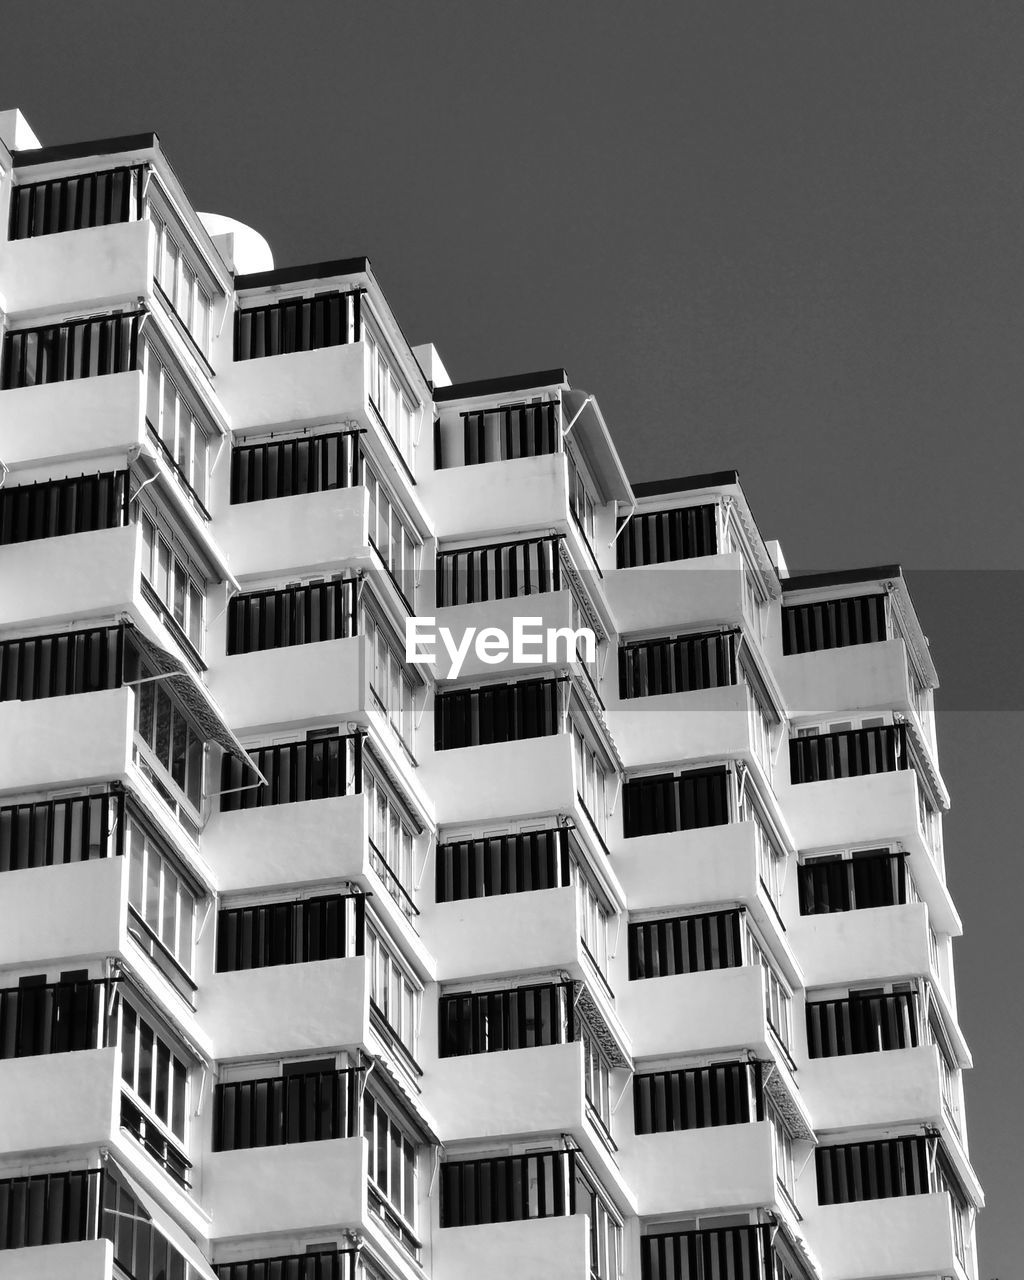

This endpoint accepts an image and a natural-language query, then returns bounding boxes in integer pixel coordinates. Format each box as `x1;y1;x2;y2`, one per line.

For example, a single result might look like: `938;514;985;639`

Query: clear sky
2;1;1020;1269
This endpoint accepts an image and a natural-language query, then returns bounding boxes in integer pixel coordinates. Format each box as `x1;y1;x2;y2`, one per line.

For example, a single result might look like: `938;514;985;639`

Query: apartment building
0;107;983;1280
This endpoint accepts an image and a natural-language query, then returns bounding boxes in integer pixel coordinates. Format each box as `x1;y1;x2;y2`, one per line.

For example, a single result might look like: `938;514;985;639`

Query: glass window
364;459;419;604
363;1090;418;1240
366;921;420;1058
143;341;212;506
366;328;417;468
136;504;207;654
363;608;417;753
115;993;189;1145
126;814;197;974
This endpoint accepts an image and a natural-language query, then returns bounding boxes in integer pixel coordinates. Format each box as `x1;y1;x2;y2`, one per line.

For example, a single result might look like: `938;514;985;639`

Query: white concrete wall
0;1239;112;1280
791;902;932;986
620;1120;776;1215
432;1214;590;1280
0;687;133;796
0;855;126;968
618;964;767;1059
424;885;579;982
606;681;751;770
800;1045;943;1130
603;553;746;634
0;1047;118;1157
776;637;913;720
205;1137;367;1240
0;369;145;467
0;219;153;316
427;591;577;683
215;485;369;580
418;733;576;827
216;342;368;430
777;768;921;851
804;1194;959;1277
0;524;140;630
419;453;570;542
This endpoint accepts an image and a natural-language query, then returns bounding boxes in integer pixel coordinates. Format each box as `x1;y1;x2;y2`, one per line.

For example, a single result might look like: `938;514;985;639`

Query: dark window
806;990;919;1058
440;1150;576;1227
227;578;358;654
622;767;730;838
220;732;363;812
215;1249;360;1280
798;850;906;914
782;594;887;655
0;625;122;702
619;631;737;699
0;790;123;873
100;1161;195;1279
634;1061;763;1133
0;471;130;545
641;1224;780;1280
629;909;744;980
434;678;561;751
438;981;574;1056
435;827;570;902
436;534;563;606
234;290;362;361
216;893;365;971
0;1168;103;1250
213;1067;361;1151
616;504;717;568
1;313;142;389
437;401;559;468
230;428;363;503
816;1136;932;1204
9;166;143;239
789;725;907;784
0;975;106;1058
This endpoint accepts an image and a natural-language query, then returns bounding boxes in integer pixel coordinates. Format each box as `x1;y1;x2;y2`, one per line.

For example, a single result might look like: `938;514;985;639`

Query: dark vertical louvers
0;470;130;545
439;1151;577;1227
435;827;570;902
619;630;737;699
216;1249;360;1280
435;534;563;606
816;1136;932;1204
230;428;363;503
227;578;358;654
1;312;142;389
798;850;906;914
633;1061;763;1133
782;593;887;655
438;981;574;1057
789;724;907;784
0;1168;104;1251
622;767;731;838
0;790;123;873
433;678;562;750
806;990;919;1058
456;402;559;466
216;893;365;971
616;503;718;568
628;909;744;979
212;1068;361;1151
220;732;363;812
0;976;107;1058
9;166;143;239
234;289;362;361
0;625;123;702
641;1224;774;1280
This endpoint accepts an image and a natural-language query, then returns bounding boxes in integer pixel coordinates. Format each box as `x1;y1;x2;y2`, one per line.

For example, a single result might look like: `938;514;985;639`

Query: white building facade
0;110;983;1280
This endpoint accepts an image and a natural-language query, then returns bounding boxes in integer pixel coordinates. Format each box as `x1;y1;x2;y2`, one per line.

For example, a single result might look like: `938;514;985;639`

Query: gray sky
2;2;1019;1269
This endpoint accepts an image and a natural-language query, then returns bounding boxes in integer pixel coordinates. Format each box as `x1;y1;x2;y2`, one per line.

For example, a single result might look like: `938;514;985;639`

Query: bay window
144;340;213;508
366;325;416;466
364;763;417;916
150;205;214;356
367;921;420;1060
126;812;198;977
365;460;419;605
114;991;190;1185
137;504;207;654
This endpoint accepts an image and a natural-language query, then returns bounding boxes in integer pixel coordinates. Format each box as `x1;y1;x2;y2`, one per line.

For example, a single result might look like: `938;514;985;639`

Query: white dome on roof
198;213;273;275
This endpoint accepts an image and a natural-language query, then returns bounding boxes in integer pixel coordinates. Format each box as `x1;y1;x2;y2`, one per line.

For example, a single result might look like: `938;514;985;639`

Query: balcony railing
220;731;363;812
0;469;131;545
0;788;124;872
227;577;359;654
1;311;143;389
622;766;731;838
0;623;124;702
816;1135;931;1203
806;990;919;1058
789;723;908;784
120;1094;192;1188
619;629;737;699
781;593;887;655
434;677;562;750
230;426;363;504
434;400;560;468
216;1248;360;1280
798;849;907;914
435;826;570;902
616;503;718;569
633;1060;763;1133
439;980;575;1057
440;1150;578;1226
213;1067;362;1151
9;165;145;239
629;908;744;980
435;533;563;606
216;892;365;972
234;289;362;361
0;976;107;1058
641;1223;813;1280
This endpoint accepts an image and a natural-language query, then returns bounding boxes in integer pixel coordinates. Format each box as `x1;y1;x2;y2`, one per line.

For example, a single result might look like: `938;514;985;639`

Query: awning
122;620;264;781
114;1159;218;1280
560;389;633;504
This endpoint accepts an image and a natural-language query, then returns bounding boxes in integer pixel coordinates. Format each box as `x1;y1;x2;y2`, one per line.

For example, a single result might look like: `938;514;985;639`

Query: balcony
800;1043;947;1131
215;484;370;580
205;1136;367;1240
217;333;367;431
0;687;133;798
0;1239;113;1280
429;589;581;683
621;1120;777;1216
791;902;933;987
804;1193;967;1278
0;856;125;968
0;368;145;468
605;680;762;772
208;635;366;733
0;1046;119;1158
604;552;749;636
433;1214;591;1280
419;731;576;826
201;955;370;1060
0;218;152;317
618;964;769;1059
420;452;575;542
